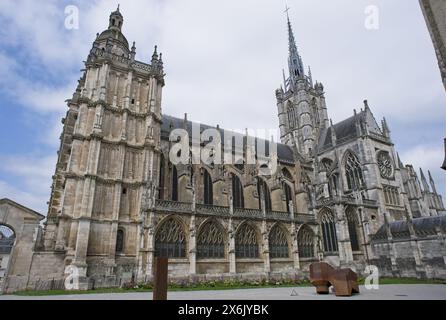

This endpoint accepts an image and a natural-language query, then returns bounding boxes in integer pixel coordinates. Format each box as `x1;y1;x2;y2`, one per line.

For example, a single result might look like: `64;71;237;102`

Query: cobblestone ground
1;284;446;300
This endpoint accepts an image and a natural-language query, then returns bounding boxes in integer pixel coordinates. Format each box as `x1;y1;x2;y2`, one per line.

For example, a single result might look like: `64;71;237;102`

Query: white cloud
0;180;47;214
0;0;90;71
2;0;443;123
400;145;443;170
0;51;75;114
0;154;57;215
400;145;446;197
0;155;56;181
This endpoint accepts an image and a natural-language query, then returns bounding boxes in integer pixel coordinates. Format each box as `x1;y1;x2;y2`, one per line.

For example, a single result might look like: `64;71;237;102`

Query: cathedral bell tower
276;12;329;157
44;6;165;289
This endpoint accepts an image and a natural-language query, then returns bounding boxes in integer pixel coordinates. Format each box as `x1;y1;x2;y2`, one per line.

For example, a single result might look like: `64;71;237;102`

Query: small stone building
0;198;44;293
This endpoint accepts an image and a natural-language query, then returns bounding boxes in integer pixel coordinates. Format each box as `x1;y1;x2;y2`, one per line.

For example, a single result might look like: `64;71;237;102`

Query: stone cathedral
1;7;446;292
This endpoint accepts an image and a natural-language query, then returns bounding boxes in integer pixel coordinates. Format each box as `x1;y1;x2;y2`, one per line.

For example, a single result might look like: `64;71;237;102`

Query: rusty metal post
153;257;168;300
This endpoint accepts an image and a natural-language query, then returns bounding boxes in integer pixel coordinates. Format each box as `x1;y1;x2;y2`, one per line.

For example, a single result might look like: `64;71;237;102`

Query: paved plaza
1;284;445;300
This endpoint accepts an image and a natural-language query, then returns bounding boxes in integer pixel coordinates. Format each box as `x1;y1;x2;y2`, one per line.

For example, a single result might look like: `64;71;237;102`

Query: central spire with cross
284;5;305;89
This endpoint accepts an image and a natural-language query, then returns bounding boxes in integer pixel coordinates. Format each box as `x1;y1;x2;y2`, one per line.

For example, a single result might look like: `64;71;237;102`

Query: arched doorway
0;225;16;290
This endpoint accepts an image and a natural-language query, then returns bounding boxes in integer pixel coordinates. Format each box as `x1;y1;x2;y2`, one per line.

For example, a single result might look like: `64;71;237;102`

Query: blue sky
0;0;445;213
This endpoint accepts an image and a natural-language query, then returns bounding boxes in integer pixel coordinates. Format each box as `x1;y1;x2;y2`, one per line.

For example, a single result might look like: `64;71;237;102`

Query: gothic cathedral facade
4;7;445;292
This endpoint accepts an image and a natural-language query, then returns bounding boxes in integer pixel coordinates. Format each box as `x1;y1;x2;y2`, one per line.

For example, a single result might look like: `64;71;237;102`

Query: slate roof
372;215;446;241
318;113;360;151
317;106;386;153
161;114;295;163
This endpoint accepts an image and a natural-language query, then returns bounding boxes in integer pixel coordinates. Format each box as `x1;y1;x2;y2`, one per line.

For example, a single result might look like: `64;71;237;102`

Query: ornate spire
151;45;158;63
397;153;404;169
109;5;123;31
159;52;163;69
286;8;305;82
428;170;438;194
183;113;188;130
363;99;370;110
308;66;313;86
420;168;430;193
329;118;337;146
130;41;136;60
381;117;390;137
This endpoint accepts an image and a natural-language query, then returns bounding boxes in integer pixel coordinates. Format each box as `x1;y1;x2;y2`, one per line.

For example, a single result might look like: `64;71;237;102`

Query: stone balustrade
154;199;316;223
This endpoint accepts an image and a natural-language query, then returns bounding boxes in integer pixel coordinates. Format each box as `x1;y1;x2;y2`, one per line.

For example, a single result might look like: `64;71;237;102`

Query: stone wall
0;199;45;293
371;237;446;279
22;252;66;292
196;260;229;274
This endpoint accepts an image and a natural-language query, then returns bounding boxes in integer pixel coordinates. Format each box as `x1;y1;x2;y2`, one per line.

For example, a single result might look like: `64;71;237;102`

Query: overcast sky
0;0;445;213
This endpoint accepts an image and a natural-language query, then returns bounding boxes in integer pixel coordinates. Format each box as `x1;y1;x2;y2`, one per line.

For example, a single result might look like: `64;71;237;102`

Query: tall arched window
321;158;333;171
345;152;364;191
232;173;244;209
155;218;186;258
197;220;224;258
171;166;178;201
235;223;259;258
320;210;338;253
234;162;244;172
283;182;293;213
269;224;289;258
158;154;165;200
0;225;15;254
257;178;272;211
282;168;293;180
287;103;296;128
115;229;124;253
346;208;360;251
203;169;213;205
298;225;315;258
328;174;339;197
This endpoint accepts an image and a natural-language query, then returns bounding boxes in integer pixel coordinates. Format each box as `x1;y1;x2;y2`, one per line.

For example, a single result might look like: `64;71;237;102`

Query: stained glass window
320;210;338;253
235;223;259;258
269;225;289;258
155;218;186;258
197;221;224;258
298;225;315;258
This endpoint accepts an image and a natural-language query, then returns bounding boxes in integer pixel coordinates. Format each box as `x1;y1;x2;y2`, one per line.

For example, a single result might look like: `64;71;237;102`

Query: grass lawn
12;277;446;296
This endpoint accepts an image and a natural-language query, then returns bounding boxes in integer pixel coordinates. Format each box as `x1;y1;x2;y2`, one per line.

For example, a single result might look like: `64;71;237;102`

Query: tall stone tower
44;6;164;288
419;0;446;91
276;14;329;157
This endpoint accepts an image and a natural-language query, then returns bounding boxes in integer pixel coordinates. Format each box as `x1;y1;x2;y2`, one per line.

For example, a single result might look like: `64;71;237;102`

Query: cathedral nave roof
160;114;295;163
